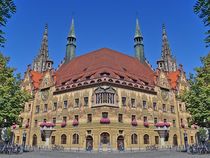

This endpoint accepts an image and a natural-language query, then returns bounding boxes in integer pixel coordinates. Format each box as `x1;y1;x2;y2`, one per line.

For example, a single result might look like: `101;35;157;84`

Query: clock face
161;90;169;101
41;90;49;101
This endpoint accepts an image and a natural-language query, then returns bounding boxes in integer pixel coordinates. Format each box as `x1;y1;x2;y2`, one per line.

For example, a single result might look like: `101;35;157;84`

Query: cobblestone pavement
0;151;209;158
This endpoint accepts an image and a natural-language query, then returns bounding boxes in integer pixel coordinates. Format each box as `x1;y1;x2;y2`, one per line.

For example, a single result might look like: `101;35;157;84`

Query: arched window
131;134;138;144
61;134;67;144
73;134;79;144
95;86;116;105
144;134;149;144
32;134;37;146
173;134;178;146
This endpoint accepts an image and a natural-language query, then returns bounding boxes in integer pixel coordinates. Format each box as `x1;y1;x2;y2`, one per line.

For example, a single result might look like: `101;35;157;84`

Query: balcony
72;119;79;126
100;118;110;124
131;119;137;126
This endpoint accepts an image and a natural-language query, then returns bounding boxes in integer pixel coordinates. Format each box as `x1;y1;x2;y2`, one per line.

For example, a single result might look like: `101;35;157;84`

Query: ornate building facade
14;18;197;151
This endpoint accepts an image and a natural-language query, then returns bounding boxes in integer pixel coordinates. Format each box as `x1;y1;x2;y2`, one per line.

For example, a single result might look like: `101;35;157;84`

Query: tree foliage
0;0;16;47
194;0;210;47
181;53;210;127
0;53;31;127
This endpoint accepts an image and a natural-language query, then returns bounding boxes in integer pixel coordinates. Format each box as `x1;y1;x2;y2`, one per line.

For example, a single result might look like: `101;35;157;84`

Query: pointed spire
65;18;76;63
40;24;49;58
68;18;76;38
134;18;142;38
161;24;171;58
134;17;145;62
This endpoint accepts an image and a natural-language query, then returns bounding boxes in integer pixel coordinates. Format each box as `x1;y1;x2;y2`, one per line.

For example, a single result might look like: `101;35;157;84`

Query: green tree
182;53;210;127
194;0;210;47
0;0;16;47
0;53;31;127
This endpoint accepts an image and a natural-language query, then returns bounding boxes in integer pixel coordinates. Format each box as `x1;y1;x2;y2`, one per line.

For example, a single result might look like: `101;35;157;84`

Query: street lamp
22;130;27;151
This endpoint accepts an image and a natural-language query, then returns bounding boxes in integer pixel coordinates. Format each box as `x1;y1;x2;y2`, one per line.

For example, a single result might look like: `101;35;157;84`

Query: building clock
41;90;49;101
161;90;169;101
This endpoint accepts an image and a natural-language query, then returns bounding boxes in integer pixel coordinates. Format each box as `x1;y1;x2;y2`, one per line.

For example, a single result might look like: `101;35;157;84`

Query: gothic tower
157;24;177;72
65;18;76;63
32;24;53;72
134;18;145;63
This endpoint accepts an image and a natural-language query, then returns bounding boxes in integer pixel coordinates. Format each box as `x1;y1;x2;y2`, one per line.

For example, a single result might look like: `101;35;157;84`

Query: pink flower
40;122;55;128
181;123;185;128
25;123;29;128
155;122;165;127
100;118;110;124
164;122;170;127
144;122;149;127
61;122;67;127
131;119;137;126
72;119;79;126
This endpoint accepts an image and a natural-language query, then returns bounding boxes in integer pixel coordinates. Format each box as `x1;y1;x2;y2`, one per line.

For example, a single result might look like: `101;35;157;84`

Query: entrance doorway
100;132;110;144
117;136;124;151
32;134;37;146
86;136;93;151
173;134;178;146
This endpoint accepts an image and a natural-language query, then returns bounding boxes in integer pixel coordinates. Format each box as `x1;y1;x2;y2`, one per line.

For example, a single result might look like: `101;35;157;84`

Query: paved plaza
0;151;209;158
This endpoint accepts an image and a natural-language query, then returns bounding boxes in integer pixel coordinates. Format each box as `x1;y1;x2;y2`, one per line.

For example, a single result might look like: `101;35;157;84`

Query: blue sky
0;0;209;77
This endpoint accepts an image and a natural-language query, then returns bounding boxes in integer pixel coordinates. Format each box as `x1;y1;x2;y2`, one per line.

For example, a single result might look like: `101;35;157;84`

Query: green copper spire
134;18;145;62
68;18;76;38
134;18;142;38
65;18;76;63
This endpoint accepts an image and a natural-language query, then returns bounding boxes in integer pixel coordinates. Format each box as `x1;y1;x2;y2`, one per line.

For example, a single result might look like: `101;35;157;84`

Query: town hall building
14;18;197;151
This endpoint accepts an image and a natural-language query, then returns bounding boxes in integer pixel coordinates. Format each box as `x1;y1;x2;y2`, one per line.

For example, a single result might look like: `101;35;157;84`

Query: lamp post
184;130;188;151
22;130;27;151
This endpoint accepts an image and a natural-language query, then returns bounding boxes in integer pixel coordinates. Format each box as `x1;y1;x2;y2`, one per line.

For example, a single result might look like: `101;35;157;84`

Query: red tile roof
30;70;42;89
167;70;180;89
55;48;155;87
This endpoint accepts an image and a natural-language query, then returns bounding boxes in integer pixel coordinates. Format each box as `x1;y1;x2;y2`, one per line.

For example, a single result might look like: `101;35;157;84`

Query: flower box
40;122;55;128
61;122;67;127
72;119;79;126
155;122;165;128
100;118;110;124
144;122;149;127
12;123;16;129
181;123;185;128
131;119;137;126
164;122;170;127
25;123;29;128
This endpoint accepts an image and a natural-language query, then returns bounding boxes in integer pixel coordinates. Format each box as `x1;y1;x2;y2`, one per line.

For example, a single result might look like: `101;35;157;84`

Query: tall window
84;97;88;106
162;104;166;112
51;136;55;144
53;117;56;124
87;114;92;123
131;115;136;121
155;136;159;144
75;98;79;107
34;120;38;127
53;102;57;110
153;102;157;110
75;115;79;121
179;104;182;111
122;97;126;106
154;117;158;124
171;105;175;113
143;116;147;123
143;100;147;109
35;105;40;113
131;98;136;107
131;134;138;144
173;120;176;127
164;119;167;123
63;100;68;109
44;104;48;112
63;116;67;123
28;104;31;111
61;134;67;144
95;86;115;105
118;114;123;123
144;134;149;144
73;134;79;144
102;112;108;118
